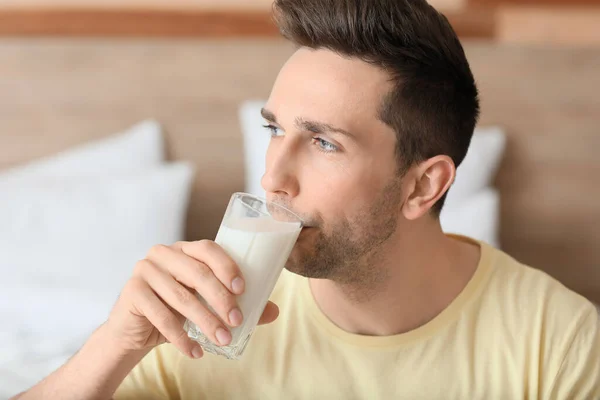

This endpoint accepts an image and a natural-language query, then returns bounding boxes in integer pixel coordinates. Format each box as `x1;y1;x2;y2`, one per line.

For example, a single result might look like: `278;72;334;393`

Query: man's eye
262;124;283;137
312;138;338;153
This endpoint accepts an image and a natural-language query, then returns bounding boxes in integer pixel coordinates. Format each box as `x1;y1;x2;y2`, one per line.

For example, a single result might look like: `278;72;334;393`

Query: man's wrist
60;323;151;399
91;323;151;368
15;324;151;400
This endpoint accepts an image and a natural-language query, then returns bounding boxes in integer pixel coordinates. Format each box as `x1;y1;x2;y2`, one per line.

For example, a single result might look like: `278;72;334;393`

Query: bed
0;38;599;397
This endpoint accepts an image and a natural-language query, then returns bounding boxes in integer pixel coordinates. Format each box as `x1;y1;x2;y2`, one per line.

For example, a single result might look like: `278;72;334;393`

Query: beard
284;177;403;286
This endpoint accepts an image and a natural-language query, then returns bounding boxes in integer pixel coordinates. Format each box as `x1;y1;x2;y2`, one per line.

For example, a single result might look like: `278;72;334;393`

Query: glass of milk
185;192;302;360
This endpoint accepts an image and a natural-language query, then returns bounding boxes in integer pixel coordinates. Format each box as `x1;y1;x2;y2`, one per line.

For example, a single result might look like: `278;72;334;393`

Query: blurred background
0;0;598;398
0;0;598;44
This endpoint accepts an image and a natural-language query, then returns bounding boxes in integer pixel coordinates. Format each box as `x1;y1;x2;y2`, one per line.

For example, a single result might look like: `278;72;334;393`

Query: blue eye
313;138;338;153
262;124;283;137
262;124;338;153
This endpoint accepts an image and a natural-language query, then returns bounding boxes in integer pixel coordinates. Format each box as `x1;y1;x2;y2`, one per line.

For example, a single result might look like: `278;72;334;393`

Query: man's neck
308;219;481;336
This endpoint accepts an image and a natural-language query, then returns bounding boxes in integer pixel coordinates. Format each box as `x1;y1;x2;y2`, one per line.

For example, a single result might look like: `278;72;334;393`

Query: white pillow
0;119;163;184
440;188;500;248
239;100;270;198
0;162;195;344
0;123;180;397
444;126;506;208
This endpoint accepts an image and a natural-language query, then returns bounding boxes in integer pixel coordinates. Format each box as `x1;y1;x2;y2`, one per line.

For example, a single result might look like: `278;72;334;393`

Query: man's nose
261;138;300;198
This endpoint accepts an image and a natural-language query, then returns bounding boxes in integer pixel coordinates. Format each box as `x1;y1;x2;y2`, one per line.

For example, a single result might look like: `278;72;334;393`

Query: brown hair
273;0;480;213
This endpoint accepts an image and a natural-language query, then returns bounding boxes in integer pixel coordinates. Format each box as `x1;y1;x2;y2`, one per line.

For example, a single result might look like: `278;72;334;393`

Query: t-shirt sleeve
113;344;180;400
547;305;600;399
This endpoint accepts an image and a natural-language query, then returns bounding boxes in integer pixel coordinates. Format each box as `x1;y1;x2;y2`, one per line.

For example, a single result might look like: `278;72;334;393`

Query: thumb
258;301;279;325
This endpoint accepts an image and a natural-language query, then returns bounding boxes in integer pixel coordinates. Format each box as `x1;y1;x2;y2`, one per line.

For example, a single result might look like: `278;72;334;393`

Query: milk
186;216;301;359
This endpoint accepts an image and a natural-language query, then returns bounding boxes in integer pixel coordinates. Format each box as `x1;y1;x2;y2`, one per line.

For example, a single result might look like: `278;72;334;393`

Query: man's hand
105;240;280;359
14;240;280;400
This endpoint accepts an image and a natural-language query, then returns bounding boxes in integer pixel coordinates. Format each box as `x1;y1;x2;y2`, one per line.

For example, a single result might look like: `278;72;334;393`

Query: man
15;0;599;399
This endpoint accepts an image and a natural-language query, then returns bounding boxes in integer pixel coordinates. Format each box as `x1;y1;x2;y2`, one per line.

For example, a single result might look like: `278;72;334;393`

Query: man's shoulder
482;244;598;339
486;245;594;309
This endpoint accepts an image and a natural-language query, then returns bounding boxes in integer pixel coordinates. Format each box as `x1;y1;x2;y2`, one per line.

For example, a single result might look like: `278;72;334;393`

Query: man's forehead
267;48;392;133
276;48;391;100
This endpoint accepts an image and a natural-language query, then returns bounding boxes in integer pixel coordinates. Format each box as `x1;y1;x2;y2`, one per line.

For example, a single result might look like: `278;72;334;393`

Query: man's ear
401;155;455;220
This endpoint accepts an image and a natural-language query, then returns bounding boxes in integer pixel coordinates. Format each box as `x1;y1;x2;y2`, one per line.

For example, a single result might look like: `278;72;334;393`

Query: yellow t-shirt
115;237;600;399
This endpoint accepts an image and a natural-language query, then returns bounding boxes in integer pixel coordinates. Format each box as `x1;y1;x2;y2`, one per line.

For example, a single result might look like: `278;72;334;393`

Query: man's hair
272;0;480;214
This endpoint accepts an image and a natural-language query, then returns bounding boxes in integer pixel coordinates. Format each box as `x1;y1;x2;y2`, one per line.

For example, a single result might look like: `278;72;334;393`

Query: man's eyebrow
260;108;356;139
260;108;277;123
295;117;356;139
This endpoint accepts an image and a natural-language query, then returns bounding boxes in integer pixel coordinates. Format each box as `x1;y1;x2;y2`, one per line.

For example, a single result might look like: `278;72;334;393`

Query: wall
0;0;598;44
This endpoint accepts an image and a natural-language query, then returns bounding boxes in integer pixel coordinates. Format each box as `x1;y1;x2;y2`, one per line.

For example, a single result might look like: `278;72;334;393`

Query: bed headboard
1;38;598;303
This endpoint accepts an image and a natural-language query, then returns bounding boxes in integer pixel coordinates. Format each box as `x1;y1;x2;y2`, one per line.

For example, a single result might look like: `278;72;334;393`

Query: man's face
261;48;404;282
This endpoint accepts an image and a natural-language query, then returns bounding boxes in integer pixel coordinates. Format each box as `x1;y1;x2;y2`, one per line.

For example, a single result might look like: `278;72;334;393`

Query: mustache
268;197;320;228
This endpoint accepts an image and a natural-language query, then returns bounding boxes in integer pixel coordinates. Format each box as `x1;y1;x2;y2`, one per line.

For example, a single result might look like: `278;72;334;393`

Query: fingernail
192;345;203;359
231;277;245;295
229;308;243;327
216;327;232;346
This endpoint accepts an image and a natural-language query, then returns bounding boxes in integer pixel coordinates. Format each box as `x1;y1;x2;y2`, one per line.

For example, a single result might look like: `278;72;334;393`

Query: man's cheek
300;160;356;212
310;155;352;187
321;170;354;197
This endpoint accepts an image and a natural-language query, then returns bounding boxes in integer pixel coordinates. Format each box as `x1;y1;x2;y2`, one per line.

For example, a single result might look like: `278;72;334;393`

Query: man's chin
284;233;315;277
284;247;306;276
285;226;338;279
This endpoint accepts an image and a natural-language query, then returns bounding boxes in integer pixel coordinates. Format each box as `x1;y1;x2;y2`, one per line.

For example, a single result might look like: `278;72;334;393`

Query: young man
15;0;599;399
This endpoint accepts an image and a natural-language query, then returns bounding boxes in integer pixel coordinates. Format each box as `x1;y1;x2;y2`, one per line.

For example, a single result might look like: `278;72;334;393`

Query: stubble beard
285;177;403;300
